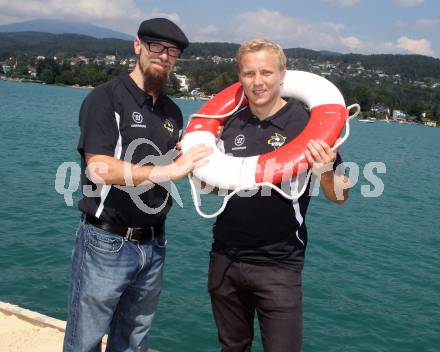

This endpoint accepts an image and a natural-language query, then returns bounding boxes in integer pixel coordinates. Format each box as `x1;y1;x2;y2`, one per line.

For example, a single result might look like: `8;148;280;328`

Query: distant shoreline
0;75;94;90
0;75;209;100
1;75;438;127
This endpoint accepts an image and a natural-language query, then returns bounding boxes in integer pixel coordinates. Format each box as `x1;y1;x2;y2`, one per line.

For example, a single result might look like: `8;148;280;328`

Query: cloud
414;18;440;29
0;0;140;22
341;36;362;49
396;36;433;55
362;37;434;56
231;8;345;51
395;18;440;30
1;2;436;58
190;25;221;42
394;0;425;8
0;13;22;24
323;0;360;8
0;1;187;37
148;8;182;26
185;8;437;57
338;33;434;56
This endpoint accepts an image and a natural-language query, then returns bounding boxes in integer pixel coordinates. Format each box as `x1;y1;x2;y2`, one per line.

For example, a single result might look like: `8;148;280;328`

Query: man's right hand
166;144;213;181
85;144;212;186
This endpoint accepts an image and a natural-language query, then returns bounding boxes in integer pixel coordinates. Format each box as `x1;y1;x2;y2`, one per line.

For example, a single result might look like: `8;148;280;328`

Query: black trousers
208;252;303;352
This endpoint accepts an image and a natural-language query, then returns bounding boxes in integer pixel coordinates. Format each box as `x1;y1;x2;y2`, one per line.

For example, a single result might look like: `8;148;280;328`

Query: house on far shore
70;56;90;65
93;58;105;66
0;62;11;74
27;66;37;77
104;55;116;65
77;55;89;64
211;56;221;64
174;73;189;92
392;109;407;120
371;103;390;116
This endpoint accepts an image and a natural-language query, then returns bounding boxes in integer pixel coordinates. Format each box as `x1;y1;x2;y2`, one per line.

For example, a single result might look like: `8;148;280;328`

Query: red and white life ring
181;70;348;190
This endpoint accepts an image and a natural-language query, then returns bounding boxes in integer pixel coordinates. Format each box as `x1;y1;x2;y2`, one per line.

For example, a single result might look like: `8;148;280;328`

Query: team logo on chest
232;134;247;150
267;133;286;149
131;112;146;128
163;118;174;134
132;112;143;124
234;134;245;146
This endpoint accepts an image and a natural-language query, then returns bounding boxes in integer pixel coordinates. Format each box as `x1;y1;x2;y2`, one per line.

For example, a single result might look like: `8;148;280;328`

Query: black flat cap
137;18;189;51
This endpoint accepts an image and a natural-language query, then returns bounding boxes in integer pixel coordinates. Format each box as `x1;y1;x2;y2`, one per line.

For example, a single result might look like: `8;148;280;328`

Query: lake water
0;80;439;351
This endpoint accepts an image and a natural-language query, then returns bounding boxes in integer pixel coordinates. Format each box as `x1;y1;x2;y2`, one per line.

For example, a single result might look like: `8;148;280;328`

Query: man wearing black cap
63;18;211;352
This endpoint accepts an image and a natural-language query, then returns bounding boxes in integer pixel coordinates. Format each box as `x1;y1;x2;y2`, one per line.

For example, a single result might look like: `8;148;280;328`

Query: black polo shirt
77;73;182;227
213;100;342;270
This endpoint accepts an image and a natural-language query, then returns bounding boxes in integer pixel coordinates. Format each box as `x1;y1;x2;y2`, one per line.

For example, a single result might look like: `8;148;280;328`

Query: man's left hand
305;139;337;175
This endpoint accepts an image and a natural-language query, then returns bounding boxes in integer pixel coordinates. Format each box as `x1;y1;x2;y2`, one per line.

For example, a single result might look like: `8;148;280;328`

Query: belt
85;214;163;242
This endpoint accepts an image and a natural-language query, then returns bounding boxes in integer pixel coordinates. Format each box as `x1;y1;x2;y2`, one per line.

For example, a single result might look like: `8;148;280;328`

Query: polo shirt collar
241;100;295;129
119;72;167;108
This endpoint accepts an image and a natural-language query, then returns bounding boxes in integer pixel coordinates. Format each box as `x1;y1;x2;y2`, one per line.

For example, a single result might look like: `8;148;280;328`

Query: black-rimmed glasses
142;41;181;58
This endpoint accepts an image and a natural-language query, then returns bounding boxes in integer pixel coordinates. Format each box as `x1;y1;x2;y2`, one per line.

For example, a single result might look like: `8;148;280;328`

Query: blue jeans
63;218;166;352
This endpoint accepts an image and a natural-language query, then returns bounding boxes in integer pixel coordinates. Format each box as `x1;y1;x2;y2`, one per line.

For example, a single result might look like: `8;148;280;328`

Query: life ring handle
333;103;360;150
187;103;360;219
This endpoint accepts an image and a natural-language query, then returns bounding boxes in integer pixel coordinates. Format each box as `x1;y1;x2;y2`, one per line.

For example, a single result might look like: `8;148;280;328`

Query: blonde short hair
236;38;287;72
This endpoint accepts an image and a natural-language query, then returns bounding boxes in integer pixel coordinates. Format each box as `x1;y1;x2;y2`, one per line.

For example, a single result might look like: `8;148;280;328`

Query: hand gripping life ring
181;70;357;192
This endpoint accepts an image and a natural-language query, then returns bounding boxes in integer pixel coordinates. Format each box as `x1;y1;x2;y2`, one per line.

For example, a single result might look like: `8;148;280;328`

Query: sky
0;0;439;58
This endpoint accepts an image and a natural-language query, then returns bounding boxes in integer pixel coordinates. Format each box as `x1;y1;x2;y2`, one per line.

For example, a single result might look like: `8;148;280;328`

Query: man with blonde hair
208;39;349;351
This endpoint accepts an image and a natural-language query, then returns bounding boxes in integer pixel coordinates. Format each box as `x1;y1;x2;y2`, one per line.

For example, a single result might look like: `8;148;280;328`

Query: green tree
205;72;235;94
167;74;182;95
407;100;427;118
36;57;59;82
56;70;74;85
40;69;54;83
352;85;373;111
14;63;29;76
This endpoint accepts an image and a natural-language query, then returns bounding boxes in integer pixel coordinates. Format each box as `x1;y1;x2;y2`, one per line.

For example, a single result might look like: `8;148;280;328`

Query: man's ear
280;69;286;85
134;37;141;56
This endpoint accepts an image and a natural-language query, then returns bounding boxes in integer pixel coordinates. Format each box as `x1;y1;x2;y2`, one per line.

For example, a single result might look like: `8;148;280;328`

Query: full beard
139;57;170;96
